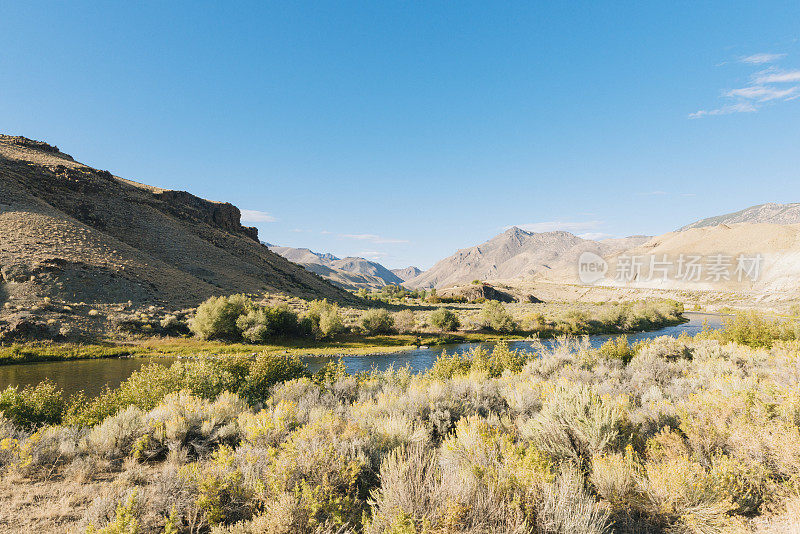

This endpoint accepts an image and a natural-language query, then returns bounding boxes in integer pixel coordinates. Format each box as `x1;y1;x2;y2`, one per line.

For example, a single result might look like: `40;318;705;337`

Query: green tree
480;301;517;333
430;307;460;332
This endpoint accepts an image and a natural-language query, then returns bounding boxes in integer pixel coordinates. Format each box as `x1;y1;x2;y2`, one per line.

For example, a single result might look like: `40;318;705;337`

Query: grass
2;314;800;533
0;300;687;366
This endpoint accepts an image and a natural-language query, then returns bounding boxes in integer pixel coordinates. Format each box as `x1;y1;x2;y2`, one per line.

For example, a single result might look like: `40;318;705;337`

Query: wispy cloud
578;232;615;240
691;53;800;118
340;233;409;244
357;250;389;259
638;190;668;196
689;102;757;118
753;69;800;84
240;209;277;223
508;221;602;233
726;84;799;101
740;53;785;64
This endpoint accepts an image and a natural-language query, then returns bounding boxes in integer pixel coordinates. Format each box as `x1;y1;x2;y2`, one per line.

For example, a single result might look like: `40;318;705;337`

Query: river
0;312;723;397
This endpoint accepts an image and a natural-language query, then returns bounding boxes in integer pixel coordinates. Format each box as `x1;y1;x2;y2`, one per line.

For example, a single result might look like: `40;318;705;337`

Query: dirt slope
0;135;354;310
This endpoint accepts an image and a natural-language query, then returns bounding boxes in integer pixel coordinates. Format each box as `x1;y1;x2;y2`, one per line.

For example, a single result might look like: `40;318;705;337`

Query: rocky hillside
269;246;404;289
680;202;800;230
0;135;354;313
391;266;422;281
405;227;648;289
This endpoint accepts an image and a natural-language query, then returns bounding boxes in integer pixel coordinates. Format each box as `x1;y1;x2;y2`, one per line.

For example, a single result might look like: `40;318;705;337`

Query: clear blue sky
2;2;799;269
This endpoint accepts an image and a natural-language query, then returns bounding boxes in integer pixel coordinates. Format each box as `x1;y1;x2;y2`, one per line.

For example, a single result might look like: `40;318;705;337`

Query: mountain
405;227;649;289
680;202;800;230
269;247;340;265
391;266;422;281
299;263;389;291
269;246;405;289
0;135;354;310
554;223;800;295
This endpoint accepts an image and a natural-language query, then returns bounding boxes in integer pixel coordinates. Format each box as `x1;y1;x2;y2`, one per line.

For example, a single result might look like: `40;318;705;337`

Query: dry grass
2;315;800;532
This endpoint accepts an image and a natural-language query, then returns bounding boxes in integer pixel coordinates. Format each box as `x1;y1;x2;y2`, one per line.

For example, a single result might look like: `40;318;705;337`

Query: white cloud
638;190;668;196
578;232;615;240
358;250;389;259
689;101;758;118
508;221;602;233
740;53;785;64
691;55;799;118
240;209;277;223
340;233;409;244
725;85;799;101
753;69;800;84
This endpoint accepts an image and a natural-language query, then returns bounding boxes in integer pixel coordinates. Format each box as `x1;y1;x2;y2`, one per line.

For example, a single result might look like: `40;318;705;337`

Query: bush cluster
429;307;460;332
480;300;517;333
6;313;800;533
360;308;395;335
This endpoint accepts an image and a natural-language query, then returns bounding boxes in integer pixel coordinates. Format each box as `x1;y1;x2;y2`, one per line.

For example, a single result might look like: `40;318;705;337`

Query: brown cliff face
0;134;355;309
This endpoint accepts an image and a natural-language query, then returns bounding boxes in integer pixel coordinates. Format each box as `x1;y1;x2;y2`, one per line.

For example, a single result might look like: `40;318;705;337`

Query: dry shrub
537;466;610;534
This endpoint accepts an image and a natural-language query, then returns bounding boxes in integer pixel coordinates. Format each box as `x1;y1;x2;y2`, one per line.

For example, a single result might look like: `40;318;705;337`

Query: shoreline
0;315;689;367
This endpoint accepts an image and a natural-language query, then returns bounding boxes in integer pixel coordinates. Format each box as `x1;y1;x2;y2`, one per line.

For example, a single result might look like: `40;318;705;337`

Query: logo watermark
577;253;763;284
578;251;608;284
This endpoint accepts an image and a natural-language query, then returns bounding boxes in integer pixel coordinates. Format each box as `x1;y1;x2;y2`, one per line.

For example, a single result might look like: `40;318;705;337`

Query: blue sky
2;2;800;269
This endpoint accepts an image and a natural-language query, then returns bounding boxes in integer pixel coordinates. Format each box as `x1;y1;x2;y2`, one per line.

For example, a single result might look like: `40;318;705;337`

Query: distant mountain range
391;266;422;281
269;202;800;293
269;246;407;290
680;202;800;230
404;227;649;288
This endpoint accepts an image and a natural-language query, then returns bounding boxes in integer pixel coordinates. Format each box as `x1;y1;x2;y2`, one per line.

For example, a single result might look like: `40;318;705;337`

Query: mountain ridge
0;134;355;310
405;227;649;289
680;202;800;230
269;246;404;289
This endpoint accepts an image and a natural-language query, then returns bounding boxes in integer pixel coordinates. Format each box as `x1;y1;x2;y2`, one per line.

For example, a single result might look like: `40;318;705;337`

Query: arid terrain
0;135;355;341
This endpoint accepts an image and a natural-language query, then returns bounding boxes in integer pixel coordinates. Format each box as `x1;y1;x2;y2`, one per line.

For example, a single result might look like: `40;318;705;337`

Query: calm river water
0;312;723;397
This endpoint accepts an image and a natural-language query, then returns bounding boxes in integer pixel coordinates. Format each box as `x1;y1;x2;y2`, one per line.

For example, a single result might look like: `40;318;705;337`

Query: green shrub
239;353;310;405
191;294;252;341
0;380;65;428
480;301;517;333
702;311;799;348
429;307;460;332
236;305;303;342
65;359;243;426
360;308;395;335
599;335;637;365
267;304;304;336
235;308;271;343
305;299;345;339
393;309;416;334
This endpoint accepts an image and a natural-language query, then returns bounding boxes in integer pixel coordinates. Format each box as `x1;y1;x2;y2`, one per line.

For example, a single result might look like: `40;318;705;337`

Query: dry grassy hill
0;135;355;337
539;222;800;297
